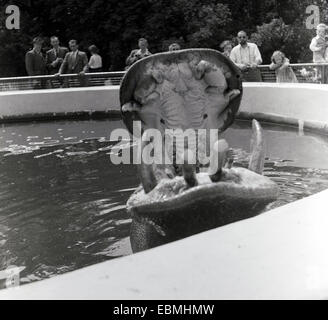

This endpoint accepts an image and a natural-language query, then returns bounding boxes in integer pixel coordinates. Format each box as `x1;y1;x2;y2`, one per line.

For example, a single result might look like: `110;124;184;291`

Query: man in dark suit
56;39;89;87
25;37;47;76
57;40;88;75
46;36;69;75
25;37;47;89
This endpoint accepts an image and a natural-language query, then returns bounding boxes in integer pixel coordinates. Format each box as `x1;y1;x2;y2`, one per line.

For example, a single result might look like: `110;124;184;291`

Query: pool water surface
0;119;327;285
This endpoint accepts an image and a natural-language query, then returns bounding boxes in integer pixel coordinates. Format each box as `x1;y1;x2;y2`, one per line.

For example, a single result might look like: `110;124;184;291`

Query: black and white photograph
0;0;328;304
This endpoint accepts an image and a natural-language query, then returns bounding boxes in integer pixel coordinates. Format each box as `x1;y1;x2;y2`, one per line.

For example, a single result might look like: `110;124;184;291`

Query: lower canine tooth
138;134;158;193
209;140;229;182
138;163;157;194
182;150;198;188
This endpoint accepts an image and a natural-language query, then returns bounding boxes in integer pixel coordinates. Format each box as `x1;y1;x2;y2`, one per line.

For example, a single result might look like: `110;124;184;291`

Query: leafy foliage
0;0;324;76
250;18;314;63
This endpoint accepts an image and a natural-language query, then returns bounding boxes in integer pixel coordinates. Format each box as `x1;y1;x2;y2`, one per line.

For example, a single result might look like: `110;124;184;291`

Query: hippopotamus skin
128;168;279;253
130;199;271;253
120;49;279;253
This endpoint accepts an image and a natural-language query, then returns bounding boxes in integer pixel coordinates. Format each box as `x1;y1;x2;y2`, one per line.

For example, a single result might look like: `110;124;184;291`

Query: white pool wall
241;83;328;123
0;86;120;120
0;83;328;127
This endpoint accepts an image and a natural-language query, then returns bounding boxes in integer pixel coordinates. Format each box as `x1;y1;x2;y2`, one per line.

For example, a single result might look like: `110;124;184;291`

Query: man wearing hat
25;37;47;76
25;37;47;89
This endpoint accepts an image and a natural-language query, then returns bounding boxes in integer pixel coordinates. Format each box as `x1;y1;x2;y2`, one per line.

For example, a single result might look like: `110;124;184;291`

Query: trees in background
250;18;314;63
0;0;325;76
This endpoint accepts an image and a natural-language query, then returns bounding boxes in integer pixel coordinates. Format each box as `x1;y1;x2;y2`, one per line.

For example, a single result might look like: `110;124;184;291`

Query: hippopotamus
120;49;279;253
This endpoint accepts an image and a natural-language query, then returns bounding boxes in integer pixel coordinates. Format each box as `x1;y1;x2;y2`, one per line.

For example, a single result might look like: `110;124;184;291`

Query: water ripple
0;119;327;286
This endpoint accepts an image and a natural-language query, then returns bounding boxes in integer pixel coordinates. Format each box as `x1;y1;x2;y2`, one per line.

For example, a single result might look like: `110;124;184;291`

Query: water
0;119;327;285
221;121;328;209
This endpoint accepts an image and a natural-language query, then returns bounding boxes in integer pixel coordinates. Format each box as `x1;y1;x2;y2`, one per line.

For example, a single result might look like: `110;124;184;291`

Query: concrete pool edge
0;86;121;123
0;188;328;300
1;83;328;138
239;82;328;135
237;111;328;135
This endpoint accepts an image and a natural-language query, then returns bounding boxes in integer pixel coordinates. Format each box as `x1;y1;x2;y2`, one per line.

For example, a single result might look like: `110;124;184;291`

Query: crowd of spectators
125;31;298;83
24;24;328;87
25;36;102;87
25;37;103;77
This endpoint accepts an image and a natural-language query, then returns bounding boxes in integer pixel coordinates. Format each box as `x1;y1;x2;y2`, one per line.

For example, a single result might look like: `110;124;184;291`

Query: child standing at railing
310;23;328;83
310;23;328;63
269;51;298;83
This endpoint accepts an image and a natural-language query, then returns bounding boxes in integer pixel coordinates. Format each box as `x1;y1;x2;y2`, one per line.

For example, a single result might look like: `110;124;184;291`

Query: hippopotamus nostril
203;114;208;120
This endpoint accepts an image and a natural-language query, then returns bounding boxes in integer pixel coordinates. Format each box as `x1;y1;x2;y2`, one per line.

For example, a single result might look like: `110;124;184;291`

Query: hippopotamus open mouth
120;49;279;253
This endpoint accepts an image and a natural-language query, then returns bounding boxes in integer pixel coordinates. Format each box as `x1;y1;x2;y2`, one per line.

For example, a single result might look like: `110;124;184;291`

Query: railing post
323;65;327;84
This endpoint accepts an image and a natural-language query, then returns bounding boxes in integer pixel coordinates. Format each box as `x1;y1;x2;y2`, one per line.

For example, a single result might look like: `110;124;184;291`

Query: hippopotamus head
120;49;279;252
121;49;242;134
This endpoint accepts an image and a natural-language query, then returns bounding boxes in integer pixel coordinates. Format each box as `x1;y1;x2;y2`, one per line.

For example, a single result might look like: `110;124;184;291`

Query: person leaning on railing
269;51;298;83
230;31;263;82
55;39;89;87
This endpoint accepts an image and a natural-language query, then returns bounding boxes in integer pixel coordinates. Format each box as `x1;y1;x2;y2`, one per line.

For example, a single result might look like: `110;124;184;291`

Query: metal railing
0;71;126;92
258;63;328;84
1;63;328;92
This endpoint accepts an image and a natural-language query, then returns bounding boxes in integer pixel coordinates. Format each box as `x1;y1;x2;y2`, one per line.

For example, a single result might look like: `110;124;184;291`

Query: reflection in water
0;119;327;285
